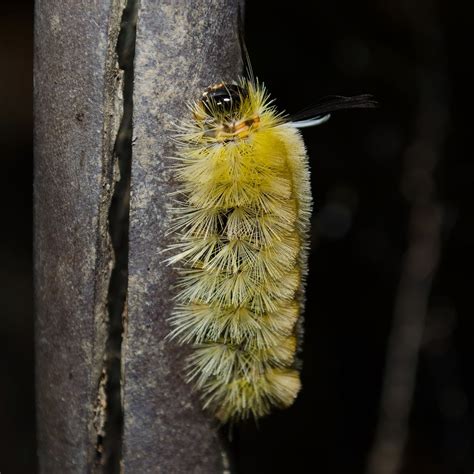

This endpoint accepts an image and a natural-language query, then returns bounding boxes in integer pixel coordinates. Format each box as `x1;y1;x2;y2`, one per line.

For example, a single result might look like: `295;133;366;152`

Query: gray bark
34;0;125;471
123;1;242;472
34;0;242;472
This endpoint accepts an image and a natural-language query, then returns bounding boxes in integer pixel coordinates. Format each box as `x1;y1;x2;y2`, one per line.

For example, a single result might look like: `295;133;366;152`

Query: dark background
1;1;473;473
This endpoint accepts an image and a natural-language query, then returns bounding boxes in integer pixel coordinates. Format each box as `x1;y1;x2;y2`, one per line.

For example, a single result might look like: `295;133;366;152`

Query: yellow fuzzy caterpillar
166;78;375;422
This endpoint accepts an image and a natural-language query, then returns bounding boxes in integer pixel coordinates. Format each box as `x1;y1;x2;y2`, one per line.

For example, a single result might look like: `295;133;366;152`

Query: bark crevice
95;1;137;472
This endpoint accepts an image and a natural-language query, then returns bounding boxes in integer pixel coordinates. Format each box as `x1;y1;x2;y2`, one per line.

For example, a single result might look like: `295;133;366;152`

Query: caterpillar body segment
167;78;312;422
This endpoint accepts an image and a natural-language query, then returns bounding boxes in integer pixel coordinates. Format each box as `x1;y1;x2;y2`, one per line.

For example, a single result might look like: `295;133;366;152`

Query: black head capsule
201;83;247;117
196;81;258;141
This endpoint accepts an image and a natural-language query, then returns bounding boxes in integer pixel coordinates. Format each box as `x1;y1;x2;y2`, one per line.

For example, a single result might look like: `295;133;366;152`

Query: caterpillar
166;77;375;423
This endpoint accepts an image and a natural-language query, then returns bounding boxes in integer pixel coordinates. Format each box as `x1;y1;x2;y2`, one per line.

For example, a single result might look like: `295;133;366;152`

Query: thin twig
366;3;449;473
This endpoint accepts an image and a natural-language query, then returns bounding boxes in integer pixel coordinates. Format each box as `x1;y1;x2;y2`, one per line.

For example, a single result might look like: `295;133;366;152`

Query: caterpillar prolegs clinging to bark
166;78;376;422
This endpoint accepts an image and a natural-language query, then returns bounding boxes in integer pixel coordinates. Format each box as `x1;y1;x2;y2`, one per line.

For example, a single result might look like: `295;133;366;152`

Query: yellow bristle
166;77;311;422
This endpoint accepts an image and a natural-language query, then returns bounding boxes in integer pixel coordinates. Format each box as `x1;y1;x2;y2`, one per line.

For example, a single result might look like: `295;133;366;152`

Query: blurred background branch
366;3;450;473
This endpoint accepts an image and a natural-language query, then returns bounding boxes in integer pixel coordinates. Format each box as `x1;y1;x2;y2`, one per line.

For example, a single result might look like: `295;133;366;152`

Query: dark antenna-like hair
237;3;255;85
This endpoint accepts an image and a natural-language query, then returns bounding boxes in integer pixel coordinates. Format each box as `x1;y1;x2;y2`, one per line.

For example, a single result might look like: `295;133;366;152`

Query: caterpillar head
193;81;261;141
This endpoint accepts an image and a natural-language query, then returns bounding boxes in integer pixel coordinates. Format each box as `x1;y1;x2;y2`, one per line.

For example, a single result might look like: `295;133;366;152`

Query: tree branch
122;1;242;472
34;0;126;471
